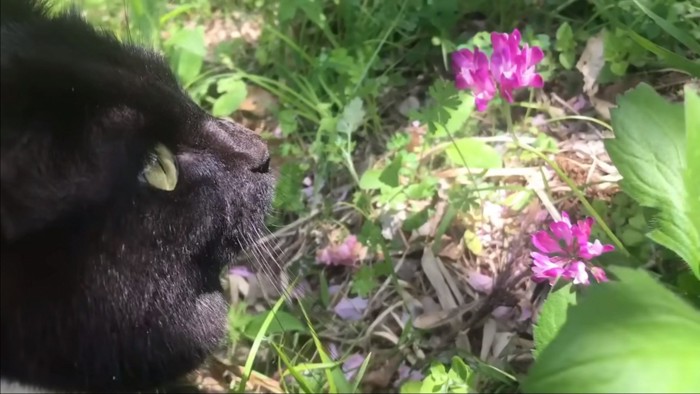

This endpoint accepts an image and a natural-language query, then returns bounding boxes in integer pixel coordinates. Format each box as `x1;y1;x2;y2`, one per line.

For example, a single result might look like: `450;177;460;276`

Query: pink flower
317;235;367;267
451;29;544;111
530;211;613;286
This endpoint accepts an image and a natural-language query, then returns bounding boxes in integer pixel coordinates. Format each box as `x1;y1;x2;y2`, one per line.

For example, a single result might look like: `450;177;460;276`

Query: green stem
519;142;630;257
502;101;629;257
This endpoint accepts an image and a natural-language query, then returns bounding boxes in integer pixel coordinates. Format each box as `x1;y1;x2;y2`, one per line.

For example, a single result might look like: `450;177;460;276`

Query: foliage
525;267;700;393
52;0;700;393
605;83;700;278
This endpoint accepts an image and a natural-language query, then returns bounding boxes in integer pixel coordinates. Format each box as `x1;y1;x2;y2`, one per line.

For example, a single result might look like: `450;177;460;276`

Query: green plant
400;357;475;394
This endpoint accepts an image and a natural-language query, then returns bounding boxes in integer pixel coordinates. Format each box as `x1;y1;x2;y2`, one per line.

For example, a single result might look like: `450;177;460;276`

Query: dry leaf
421;247;458;311
576;32;605;96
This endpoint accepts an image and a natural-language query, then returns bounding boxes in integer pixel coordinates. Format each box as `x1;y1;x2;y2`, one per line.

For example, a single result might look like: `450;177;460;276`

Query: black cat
1;0;275;391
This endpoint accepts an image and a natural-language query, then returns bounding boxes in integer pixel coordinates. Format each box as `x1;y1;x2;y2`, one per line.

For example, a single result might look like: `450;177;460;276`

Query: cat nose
218;119;270;174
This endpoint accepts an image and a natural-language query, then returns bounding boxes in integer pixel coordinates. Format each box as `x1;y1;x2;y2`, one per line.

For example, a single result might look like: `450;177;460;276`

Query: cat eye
139;143;178;191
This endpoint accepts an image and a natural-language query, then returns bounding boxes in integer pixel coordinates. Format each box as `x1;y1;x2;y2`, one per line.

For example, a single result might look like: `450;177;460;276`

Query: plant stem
502;101;629;257
518;142;630;257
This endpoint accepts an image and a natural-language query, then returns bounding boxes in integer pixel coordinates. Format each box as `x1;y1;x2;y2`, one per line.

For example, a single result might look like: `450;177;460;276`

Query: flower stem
517;142;630;257
501;100;629;257
503;101;517;143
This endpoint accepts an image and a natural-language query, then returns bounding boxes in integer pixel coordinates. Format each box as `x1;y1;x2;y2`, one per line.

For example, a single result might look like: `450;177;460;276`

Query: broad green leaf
244;310;307;339
212;86;247;117
685;84;700;267
379;155;402;187
449;356;473;383
523;266;700;393
400;380;422;394
175;50;204;86
358;169;384;190
605;83;699;278
165;27;206;85
555;22;574;51
444;138;503;169
532;283;577;359
432;91;475;138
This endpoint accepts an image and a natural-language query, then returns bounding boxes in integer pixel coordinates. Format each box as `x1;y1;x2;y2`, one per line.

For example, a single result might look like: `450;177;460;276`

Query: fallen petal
467;271;493;294
342;353;366;381
334;296;369;321
229;265;254;278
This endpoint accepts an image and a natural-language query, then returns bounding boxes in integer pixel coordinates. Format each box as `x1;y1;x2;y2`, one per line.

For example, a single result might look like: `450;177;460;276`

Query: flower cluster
531;212;614;286
316;234;367;267
451;29;544;111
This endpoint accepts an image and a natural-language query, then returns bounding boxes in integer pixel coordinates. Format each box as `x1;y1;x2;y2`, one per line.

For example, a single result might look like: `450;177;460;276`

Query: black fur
1;0;274;391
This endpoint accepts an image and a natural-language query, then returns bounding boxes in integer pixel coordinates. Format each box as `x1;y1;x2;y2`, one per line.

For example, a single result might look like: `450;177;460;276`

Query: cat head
1;0;275;390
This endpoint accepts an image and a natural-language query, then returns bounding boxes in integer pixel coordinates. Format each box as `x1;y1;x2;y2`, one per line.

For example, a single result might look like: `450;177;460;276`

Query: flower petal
564;261;589;285
532;231;563;254
334;296;368;321
342;353;366;381
590;266;609;283
549;221;574;248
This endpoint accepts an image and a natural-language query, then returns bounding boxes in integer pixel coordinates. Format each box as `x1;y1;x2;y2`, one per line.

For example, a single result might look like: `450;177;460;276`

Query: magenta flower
451;29;544;111
452;47;496;111
531;212;613;286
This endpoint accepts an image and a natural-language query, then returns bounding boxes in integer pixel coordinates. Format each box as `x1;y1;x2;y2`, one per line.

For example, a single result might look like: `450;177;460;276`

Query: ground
54;1;700;392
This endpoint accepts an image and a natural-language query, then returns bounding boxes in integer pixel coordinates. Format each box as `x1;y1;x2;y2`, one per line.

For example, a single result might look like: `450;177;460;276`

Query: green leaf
379;155;402;187
523;266;700;393
165;27;206;85
605;83;699;278
685;84;700;266
630;0;700;54
400;380;423;394
411;80;462;135
358;169;384;190
352;266;377;297
421;362;448;393
532;283;577;359
555;22;574;51
558;52;575;70
449;356;473;383
273;163;306;213
337;97;365;135
244;310;307;339
444;138;503;169
432;91;474;138
403;208;431;232
625;30;700;77
212;81;247;116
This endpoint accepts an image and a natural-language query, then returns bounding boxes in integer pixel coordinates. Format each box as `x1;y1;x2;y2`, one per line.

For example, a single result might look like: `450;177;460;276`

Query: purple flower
451;29;544;111
342;353;366;381
333;296;368;321
452;47;496;111
531;212;613;286
394;363;424;387
228;265;254;278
